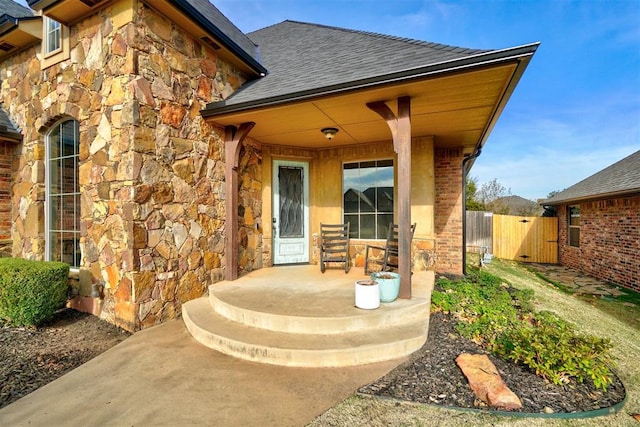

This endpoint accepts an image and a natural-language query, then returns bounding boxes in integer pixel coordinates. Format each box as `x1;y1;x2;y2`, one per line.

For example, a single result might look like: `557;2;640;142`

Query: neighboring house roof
0;103;22;142
203;20;535;114
543;150;640;205
493;195;543;216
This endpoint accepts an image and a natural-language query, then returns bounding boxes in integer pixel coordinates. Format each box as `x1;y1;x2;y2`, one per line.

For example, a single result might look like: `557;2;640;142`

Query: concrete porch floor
184;265;434;367
209;264;432;316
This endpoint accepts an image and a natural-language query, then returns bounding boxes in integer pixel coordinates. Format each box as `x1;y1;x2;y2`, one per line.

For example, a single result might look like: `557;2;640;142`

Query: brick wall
558;195;639;292
434;148;464;274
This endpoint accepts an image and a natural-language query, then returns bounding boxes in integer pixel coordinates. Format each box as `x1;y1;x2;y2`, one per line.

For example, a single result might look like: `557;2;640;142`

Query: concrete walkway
0;319;402;426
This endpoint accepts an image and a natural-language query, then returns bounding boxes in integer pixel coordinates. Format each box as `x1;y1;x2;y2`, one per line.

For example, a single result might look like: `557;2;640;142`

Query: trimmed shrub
0;258;70;326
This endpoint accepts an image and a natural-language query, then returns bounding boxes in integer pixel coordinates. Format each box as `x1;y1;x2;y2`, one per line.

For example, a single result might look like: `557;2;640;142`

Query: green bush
0;258;70;326
494;311;614;390
431;271;615;390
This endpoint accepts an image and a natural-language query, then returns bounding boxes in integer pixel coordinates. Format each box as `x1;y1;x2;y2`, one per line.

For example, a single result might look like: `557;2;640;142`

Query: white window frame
45;119;81;268
43;16;62;56
40;16;70;69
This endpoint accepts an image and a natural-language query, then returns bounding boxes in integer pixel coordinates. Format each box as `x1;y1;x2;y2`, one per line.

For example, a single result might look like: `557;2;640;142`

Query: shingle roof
543;150;640;205
0;103;22;142
204;20;533;114
0;0;33;19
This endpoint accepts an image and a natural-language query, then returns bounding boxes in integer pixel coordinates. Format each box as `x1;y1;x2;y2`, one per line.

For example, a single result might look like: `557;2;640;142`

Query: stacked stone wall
434;148;463;274
0;141;13;256
558;196;639;292
0;3;259;331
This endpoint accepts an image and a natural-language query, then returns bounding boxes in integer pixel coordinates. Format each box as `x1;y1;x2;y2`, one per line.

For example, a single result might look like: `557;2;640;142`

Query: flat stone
455;353;522;410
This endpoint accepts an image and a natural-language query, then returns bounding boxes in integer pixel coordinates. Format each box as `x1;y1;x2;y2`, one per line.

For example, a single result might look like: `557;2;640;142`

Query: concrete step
182;297;428;367
209;283;430;334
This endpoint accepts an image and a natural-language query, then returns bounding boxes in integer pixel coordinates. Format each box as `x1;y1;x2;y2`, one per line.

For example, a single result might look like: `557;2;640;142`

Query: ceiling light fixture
321;127;339;140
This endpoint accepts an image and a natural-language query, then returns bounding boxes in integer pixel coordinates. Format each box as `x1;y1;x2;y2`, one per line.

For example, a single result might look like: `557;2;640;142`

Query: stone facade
0;141;13;257
434;148;464;274
0;2;262;331
556;196;639;292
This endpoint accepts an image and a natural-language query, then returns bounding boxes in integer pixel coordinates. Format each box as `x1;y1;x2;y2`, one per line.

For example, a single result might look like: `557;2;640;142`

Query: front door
273;160;309;264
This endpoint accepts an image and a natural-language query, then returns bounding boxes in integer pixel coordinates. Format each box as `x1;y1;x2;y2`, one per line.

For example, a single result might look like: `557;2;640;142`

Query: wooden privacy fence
466;212;558;264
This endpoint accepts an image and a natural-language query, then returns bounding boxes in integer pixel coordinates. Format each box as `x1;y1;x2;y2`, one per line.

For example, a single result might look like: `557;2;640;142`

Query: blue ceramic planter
370;272;400;303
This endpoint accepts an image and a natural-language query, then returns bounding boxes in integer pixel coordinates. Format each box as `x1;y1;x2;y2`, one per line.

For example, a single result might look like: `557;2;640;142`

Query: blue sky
14;0;639;201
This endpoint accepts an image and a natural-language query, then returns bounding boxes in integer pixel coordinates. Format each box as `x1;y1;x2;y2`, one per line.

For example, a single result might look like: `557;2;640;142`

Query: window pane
344;215;358;239
60;121;76;157
569;205;580;226
61;156;75;194
569;227;580;247
49;129;60;159
343;166;360;213
48;159;60;194
359;214;375;239
45;17;61;54
59;231;80;266
61;194;77;229
49;194;62;231
376;187;393;212
377;214;394;239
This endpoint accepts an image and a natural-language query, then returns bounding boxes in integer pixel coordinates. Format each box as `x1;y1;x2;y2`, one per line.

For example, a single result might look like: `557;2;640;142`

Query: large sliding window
46;120;81;267
343;159;394;239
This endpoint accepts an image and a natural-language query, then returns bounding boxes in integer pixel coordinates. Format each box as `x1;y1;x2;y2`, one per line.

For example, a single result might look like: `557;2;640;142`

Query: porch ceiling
205;63;517;151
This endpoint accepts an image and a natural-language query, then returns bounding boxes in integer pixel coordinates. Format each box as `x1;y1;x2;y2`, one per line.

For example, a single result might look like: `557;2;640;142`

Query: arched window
45;119;80;267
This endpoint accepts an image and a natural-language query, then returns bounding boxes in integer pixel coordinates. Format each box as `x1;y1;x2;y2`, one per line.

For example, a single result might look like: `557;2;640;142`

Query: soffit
0;19;41;60
29;0;110;26
206;63;517;150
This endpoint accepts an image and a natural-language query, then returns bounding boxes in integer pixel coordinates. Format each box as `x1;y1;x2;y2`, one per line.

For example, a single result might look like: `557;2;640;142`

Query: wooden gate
466;211;493;254
492;214;558;263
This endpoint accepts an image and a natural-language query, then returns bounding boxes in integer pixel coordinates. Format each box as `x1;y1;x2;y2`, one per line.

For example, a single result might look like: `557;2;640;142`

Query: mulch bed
359;311;626;414
0;309;130;410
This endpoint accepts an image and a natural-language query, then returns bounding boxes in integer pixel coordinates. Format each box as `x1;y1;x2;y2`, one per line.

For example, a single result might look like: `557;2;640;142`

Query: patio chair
364;223;417;274
319;223;350;273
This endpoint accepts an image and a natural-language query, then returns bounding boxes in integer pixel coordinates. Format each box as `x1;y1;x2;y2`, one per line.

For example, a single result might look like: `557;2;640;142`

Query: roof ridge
278;20;488;54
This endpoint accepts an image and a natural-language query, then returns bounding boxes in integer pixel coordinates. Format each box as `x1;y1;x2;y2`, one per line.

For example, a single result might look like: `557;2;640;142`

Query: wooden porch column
224;122;255;281
367;97;412;299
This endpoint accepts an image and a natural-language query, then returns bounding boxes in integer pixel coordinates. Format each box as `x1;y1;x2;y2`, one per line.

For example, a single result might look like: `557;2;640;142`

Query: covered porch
206;25;538;297
182;265;434;367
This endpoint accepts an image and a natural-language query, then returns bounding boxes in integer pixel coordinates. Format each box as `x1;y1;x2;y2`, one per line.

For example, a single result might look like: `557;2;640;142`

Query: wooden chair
364;223;416;274
319;223;350;273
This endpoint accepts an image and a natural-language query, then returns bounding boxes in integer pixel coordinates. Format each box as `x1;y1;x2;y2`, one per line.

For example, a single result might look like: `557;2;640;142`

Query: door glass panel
278;166;303;238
